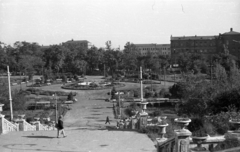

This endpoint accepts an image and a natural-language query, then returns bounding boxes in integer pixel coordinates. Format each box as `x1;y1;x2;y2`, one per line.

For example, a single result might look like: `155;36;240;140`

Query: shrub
188;117;204;132
214;136;240;151
192;127;208;137
26;117;33;123
205;112;233;135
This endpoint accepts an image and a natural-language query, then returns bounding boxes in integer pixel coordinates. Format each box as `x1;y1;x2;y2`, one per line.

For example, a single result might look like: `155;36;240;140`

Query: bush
26;117;33;123
188;117;204;132
192;127;208;137
205;112;234;135
214;136;240;151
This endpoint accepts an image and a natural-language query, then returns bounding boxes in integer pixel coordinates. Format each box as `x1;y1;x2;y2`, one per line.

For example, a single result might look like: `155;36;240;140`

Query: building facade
219;28;240;58
134;43;171;57
171;28;240;62
62;39;91;50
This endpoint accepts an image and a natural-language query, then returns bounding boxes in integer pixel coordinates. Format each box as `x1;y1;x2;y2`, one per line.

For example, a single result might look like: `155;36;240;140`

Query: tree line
1;40;239;80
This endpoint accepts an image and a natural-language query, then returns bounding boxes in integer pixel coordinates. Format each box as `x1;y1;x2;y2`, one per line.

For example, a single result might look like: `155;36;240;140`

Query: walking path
1;76;172;152
0;128;156;152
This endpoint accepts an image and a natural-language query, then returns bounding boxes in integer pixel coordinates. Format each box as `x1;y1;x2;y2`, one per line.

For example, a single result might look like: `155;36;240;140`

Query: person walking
57;115;66;138
105;116;110;124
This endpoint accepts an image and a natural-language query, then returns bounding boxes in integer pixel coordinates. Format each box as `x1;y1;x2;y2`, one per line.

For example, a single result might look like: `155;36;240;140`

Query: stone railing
155;118;240;152
0;115;19;134
35;122;54;131
214;147;240;152
189;136;225;151
17;119;36;131
156;137;175;152
23;120;36;131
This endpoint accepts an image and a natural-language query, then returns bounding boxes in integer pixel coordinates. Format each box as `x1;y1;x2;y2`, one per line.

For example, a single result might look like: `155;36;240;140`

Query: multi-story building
171;28;240;62
62;39;91;50
134;43;171;57
219;28;240;58
171;35;219;62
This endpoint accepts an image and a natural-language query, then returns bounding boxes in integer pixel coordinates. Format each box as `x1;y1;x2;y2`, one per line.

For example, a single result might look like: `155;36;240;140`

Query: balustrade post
17;119;25;131
174;118;192;152
175;130;192;152
139;112;148;129
0;114;5;134
35;121;40;131
131;118;137;129
17;115;25;131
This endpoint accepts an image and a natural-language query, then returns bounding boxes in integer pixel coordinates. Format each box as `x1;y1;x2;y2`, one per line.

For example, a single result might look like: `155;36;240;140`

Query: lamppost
7;66;13;121
52;94;58;123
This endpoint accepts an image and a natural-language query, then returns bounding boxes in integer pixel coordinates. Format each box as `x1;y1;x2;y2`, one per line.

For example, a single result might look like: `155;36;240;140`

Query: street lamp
52;93;58;123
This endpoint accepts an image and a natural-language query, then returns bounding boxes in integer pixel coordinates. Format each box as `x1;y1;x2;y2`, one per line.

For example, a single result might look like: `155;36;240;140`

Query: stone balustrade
17;119;36;131
0;115;19;134
35;121;54;131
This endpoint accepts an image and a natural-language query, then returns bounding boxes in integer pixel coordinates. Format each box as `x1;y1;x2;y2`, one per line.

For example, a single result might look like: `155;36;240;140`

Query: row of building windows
141;52;170;55
138;47;170;51
172;41;216;47
172;49;216;53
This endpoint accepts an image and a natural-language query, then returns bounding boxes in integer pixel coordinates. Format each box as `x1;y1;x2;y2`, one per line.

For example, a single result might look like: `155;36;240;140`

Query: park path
38;76;173;128
0;76;176;152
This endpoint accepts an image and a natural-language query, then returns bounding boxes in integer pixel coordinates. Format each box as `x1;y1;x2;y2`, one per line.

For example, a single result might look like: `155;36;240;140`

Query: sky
0;0;240;49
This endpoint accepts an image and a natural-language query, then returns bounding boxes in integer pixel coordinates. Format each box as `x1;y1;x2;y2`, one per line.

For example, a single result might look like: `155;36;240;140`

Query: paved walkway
1;76;169;152
0;127;157;152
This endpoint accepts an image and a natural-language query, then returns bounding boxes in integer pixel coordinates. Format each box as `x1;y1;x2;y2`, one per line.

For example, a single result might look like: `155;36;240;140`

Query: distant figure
105;116;110;124
57;115;66;138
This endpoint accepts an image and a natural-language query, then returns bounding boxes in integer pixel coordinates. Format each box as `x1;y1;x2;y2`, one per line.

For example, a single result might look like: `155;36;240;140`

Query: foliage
214;136;240;151
67;92;74;101
0;79;28;111
192;127;208;137
188;117;204;133
204;111;236;135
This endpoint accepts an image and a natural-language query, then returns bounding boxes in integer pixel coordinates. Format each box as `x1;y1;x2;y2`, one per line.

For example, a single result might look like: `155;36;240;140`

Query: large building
134;43;171;57
62;39;91;50
219;28;240;58
171;28;240;62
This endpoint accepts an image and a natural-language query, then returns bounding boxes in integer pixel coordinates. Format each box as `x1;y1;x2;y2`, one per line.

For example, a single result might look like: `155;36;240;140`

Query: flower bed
26;88;77;96
62;82;125;90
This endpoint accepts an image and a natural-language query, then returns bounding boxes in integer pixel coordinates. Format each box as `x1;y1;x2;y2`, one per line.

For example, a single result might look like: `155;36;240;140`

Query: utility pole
7;66;13;121
210;56;213;84
140;67;143;102
118;92;121;118
53;94;58;123
104;64;106;77
164;66;166;86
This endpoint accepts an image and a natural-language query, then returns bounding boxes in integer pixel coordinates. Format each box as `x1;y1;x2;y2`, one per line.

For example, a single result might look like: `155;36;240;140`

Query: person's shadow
22;136;54;139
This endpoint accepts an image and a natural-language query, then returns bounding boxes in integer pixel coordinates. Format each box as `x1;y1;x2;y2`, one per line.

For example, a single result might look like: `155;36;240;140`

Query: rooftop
171;35;217;41
222;28;240;35
134;44;157;47
65;39;89;43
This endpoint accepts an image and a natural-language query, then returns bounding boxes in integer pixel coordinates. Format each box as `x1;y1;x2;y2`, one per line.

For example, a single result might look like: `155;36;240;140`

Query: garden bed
25;88;77;96
62;82;125;90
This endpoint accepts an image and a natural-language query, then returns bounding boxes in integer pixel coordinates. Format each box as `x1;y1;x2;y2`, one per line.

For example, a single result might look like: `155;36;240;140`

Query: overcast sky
0;0;239;48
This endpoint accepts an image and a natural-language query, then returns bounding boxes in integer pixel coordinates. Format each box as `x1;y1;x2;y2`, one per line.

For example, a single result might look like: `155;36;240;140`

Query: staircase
0;114;54;134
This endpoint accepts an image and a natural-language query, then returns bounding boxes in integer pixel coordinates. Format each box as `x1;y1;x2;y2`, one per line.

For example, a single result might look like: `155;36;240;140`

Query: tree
86;46;104;73
43;45;67;75
122;42;139;71
214;63;227;83
73;60;87;75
